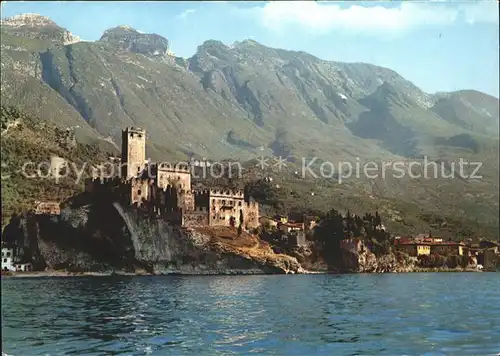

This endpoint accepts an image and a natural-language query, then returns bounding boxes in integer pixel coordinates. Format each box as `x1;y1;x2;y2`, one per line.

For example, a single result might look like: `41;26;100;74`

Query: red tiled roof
281;222;304;228
395;240;464;246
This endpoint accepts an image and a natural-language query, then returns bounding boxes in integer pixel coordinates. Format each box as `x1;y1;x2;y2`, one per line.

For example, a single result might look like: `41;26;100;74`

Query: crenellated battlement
245;200;258;208
178;189;195;195
85;126;260;229
208;189;244;198
123;127;145;135
86;176;124;186
188;206;208;213
129;177;155;184
158;162;190;172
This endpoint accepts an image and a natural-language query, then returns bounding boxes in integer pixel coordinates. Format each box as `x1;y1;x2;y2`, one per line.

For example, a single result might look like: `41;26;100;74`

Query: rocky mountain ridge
1;13;81;45
1;13;498;239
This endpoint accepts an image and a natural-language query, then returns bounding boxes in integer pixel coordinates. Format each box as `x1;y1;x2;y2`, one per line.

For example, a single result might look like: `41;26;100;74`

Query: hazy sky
1;1;499;97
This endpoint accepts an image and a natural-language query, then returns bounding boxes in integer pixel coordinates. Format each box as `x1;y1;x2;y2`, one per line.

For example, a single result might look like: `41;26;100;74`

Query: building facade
86;127;259;230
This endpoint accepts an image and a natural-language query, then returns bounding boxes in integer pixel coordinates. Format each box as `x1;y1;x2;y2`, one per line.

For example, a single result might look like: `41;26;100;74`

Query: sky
1;1;499;97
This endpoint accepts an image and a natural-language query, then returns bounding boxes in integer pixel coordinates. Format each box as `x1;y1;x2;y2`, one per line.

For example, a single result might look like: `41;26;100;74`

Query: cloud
247;1;498;35
177;8;197;20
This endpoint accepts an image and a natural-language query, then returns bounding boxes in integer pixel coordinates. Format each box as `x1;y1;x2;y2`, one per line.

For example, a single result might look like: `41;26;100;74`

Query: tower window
138;190;142;195
138;134;142;138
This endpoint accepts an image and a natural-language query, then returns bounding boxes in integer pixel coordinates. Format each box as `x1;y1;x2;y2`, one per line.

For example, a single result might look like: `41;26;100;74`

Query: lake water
2;273;499;355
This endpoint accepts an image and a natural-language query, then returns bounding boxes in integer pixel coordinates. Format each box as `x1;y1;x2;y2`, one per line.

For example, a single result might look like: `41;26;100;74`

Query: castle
85;127;259;230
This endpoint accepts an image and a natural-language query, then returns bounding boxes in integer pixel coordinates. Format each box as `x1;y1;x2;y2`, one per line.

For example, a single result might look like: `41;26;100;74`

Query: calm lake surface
2;273;500;355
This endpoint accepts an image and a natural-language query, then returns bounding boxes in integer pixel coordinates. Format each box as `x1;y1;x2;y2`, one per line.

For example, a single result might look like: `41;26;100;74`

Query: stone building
34;201;61;215
394;238;467;257
395;241;431;257
85;127;259;230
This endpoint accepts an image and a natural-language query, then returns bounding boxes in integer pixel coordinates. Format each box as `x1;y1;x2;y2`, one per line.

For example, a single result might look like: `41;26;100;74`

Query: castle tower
121;127;146;178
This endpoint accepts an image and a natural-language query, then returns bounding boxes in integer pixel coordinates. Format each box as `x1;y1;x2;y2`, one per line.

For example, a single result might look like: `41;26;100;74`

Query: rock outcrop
339;238;482;273
7;200;303;275
99;26;170;58
1;13;81;45
340;238;417;273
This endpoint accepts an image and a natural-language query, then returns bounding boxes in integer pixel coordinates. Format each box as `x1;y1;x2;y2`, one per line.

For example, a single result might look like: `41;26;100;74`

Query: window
222;200;226;205
138;190;142;195
6;252;11;257
3;259;6;263
238;202;242;206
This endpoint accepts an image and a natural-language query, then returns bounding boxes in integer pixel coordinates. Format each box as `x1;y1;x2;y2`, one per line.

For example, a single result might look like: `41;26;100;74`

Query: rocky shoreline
2;202;490;277
2;266;484;279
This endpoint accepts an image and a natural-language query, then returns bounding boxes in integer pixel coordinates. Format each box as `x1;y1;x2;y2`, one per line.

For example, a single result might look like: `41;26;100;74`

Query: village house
1;246;15;272
259;216;278;229
430;241;468;256
394;239;431;256
394;237;468;257
278;221;304;234
1;244;29;272
14;262;33;272
479;240;499;254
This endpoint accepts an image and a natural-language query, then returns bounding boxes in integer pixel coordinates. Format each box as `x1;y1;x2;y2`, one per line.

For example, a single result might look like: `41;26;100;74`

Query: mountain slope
1;14;498;238
431;90;499;136
2;15;498;162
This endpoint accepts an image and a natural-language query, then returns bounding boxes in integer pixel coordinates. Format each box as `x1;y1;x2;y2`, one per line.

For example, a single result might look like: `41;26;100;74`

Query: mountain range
1;13;498;238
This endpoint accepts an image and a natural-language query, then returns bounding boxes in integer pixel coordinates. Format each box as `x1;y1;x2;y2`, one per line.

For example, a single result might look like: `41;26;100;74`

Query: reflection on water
2;273;500;355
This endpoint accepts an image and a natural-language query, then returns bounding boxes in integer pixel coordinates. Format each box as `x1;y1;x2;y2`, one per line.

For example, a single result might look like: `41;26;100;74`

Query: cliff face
339;239;480;273
9;201;303;275
339;238;418;273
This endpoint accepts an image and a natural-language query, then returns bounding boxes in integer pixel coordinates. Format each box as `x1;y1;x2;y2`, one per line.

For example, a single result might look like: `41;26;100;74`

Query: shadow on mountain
435;133;480;154
226;130;256;150
347;109;418;157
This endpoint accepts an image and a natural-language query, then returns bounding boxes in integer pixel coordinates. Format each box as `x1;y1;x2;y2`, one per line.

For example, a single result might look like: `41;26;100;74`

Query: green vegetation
1;15;498;240
1;105;109;227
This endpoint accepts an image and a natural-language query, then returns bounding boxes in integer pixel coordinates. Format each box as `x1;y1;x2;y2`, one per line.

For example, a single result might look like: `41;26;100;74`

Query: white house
1;247;16;272
14;263;33;272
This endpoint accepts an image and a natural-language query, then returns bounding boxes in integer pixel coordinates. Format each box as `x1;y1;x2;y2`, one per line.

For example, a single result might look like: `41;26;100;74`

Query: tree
238;210;244;236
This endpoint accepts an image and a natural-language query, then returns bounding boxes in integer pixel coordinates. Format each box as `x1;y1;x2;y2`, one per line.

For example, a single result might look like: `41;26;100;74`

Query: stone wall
157;163;191;191
130;178;151;206
288;231;307;247
183;208;209;227
244;201;259;230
